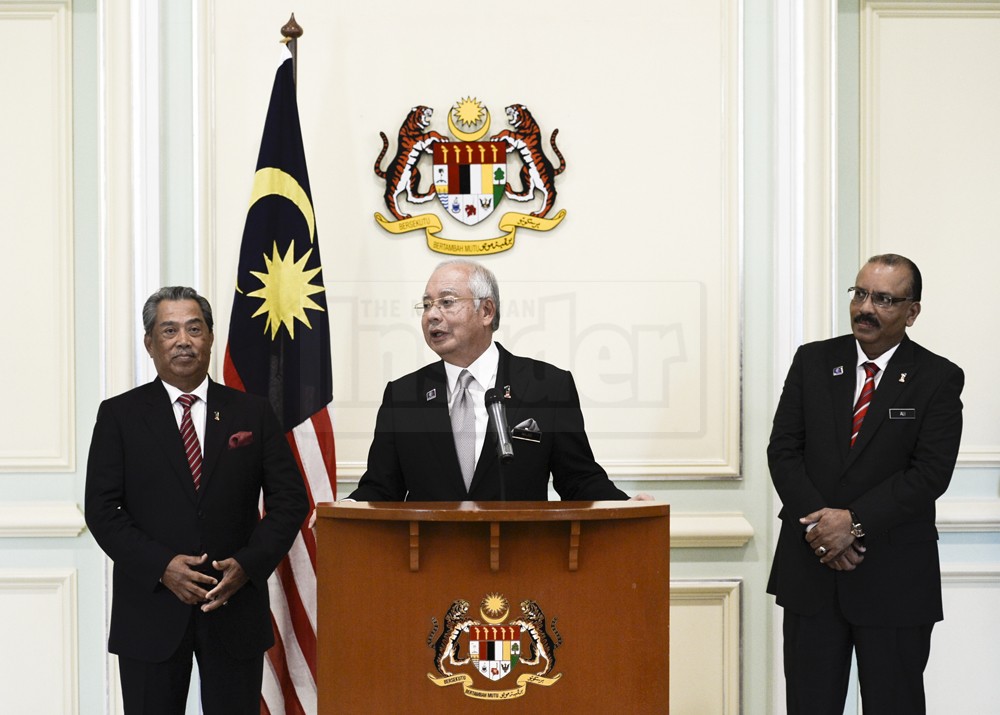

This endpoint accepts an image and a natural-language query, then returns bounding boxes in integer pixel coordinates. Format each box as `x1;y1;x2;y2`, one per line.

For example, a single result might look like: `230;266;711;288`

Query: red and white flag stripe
260;404;336;715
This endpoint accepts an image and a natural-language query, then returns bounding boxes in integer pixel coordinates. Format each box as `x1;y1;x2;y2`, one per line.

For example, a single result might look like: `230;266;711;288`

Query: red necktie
850;362;880;448
177;394;203;490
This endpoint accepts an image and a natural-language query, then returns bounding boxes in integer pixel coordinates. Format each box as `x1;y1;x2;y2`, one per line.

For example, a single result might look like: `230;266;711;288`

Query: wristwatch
849;510;865;539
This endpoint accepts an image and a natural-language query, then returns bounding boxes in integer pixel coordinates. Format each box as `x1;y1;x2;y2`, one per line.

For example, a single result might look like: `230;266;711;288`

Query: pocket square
228;431;254;449
512;418;542;443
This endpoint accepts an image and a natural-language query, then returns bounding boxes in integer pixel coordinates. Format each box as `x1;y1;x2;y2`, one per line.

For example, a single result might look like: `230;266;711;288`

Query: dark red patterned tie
177;394;203;490
850;362;880;448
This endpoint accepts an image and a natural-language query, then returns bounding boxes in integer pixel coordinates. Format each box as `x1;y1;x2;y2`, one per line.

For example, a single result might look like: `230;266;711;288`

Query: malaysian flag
223;44;334;715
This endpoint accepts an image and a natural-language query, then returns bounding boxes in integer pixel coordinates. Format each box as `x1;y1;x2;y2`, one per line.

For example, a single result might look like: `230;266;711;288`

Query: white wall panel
926;565;1000;713
0;1;74;470
670;580;741;715
862;1;1000;463
0;569;78;714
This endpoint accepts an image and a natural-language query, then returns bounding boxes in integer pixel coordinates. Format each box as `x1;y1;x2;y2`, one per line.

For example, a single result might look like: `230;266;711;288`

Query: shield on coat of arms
433;141;506;226
468;624;521;682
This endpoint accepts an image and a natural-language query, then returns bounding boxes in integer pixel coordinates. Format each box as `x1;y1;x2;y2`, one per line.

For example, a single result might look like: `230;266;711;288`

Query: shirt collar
160;376;210;404
444;341;499;393
855;340;900;373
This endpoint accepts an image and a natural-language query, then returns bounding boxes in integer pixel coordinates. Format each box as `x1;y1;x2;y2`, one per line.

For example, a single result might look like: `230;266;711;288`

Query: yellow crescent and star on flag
241;166;326;339
374;97;567;256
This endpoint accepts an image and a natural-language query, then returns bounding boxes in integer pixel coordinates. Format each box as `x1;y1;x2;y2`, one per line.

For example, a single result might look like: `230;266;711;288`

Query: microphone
484;388;514;464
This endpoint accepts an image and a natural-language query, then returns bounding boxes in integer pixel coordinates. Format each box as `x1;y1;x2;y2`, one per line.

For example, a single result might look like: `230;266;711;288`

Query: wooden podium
315;501;669;712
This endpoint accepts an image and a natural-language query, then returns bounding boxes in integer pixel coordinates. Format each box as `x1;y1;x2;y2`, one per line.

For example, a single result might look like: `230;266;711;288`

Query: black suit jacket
349;343;628;502
767;334;964;626
84;379;308;662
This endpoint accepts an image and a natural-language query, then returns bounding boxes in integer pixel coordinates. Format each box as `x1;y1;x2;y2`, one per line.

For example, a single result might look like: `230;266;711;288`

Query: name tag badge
889;408;915;420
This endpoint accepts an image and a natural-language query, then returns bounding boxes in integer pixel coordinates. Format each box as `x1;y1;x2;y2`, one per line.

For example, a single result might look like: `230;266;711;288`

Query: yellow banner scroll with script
374;210;567;256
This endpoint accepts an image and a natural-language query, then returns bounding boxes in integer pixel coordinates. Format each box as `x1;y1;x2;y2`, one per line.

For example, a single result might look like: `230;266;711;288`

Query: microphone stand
485;388;514;501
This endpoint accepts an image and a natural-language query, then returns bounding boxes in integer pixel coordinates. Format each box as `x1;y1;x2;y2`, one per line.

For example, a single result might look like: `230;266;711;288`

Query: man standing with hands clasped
85;287;308;714
767;254;964;714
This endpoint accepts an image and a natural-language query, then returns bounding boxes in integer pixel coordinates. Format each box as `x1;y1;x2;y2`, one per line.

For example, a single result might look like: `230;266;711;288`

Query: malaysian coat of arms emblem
426;593;562;700
374;98;567;255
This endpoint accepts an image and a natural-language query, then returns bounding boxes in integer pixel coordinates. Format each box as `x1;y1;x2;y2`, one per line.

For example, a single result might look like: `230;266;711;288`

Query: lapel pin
832;366;844;376
214;411;220;421
504;385;512;399
899;373;907;383
426;388;437;401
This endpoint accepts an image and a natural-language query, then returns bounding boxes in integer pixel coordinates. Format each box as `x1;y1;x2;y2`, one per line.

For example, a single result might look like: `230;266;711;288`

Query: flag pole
280;13;303;87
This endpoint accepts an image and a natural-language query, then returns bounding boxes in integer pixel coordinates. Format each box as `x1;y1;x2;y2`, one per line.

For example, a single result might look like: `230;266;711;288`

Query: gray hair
142;286;214;335
436;259;501;330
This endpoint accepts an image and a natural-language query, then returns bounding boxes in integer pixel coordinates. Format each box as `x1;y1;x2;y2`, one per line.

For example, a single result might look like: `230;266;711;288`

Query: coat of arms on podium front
426;593;562;700
374;98;567;256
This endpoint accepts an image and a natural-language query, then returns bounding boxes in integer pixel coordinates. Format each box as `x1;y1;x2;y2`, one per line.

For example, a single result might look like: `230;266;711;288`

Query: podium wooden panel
316;501;669;712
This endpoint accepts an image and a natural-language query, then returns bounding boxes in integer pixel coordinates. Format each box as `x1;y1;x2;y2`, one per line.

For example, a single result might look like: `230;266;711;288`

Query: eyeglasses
414;296;476;315
848;287;914;310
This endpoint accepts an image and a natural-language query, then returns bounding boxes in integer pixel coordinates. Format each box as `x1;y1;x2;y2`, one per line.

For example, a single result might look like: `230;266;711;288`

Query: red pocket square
228;431;254;449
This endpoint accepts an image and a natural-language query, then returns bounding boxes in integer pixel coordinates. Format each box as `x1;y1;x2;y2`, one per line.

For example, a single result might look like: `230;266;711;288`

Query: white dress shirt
853;340;901;405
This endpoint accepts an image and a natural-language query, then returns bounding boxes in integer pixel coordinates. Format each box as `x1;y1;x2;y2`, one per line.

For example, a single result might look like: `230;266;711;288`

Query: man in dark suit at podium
349;259;642;502
85;287;308;714
767;254;964;714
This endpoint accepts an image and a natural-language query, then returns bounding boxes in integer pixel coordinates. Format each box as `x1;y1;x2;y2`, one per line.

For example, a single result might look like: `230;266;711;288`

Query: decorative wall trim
0;569;78;714
941;563;1000;582
670;579;742;715
0;0;74;471
0;502;86;538
671;512;755;548
98;0;138;399
937;500;1000;533
956;449;1000;467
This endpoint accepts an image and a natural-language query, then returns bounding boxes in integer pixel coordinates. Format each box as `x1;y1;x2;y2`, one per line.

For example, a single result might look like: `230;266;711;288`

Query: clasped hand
800;508;866;571
161;553;248;612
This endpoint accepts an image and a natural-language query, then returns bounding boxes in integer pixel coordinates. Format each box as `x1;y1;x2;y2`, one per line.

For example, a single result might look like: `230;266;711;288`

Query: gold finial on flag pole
280;13;303;86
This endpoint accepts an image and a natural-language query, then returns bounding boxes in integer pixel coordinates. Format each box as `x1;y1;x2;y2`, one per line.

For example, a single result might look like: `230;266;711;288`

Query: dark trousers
783;606;934;715
118;607;265;715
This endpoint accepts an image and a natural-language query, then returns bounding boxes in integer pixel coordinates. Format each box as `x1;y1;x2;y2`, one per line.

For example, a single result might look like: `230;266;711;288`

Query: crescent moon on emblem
448;109;491;142
480;604;509;624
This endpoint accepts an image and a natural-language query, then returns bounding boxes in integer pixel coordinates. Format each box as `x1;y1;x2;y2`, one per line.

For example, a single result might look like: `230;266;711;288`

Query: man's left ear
481;298;496;324
906;301;921;326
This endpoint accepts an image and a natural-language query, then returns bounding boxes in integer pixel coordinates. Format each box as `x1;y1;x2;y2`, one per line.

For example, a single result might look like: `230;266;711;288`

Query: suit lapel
142;380;199;504
828;338;858;460
469;344;523;493
418;364;469;495
200;380;231;497
847;337;916;462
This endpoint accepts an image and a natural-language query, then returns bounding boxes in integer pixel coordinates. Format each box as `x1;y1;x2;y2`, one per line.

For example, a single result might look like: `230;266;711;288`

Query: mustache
172;349;196;358
853;313;880;328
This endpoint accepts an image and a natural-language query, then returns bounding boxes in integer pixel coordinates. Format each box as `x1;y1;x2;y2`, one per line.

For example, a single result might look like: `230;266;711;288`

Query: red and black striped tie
177;393;203;490
850;362;880;448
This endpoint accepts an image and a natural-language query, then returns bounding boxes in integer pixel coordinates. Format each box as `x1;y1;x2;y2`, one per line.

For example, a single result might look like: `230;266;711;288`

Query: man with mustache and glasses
348;259;649;502
85;287;308;714
767;254;964;714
